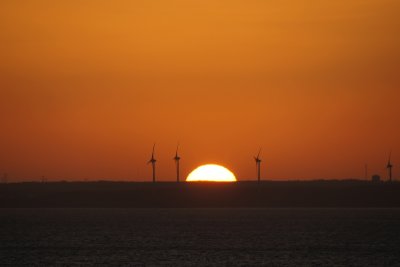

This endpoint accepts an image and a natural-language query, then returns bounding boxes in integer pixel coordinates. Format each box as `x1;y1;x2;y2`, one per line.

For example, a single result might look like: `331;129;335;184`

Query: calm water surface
0;208;400;266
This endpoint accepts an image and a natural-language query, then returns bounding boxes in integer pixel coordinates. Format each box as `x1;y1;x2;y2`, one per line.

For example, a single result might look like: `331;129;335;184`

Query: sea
1;208;400;266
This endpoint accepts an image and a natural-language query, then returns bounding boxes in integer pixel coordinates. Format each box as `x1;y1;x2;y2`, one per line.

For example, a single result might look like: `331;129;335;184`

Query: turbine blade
257;148;262;158
175;143;179;158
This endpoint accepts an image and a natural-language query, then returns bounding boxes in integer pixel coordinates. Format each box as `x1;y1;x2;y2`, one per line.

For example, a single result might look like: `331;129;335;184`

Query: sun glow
186;164;237;182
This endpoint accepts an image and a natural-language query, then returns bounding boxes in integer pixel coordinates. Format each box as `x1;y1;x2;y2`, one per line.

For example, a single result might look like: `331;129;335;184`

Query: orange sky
1;0;399;181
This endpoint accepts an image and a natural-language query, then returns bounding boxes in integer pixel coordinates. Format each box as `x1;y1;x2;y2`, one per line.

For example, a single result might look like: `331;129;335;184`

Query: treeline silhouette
0;180;399;208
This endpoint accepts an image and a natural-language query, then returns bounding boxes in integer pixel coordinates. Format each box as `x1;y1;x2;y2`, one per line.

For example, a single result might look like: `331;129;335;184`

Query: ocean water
1;208;400;266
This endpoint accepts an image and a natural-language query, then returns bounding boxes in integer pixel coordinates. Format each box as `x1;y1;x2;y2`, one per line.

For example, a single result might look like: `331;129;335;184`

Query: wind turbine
148;144;157;183
254;148;262;182
387;151;393;182
174;144;181;183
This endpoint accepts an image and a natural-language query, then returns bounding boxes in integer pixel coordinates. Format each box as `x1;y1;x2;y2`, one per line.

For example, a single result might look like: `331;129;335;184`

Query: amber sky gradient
1;0;399;181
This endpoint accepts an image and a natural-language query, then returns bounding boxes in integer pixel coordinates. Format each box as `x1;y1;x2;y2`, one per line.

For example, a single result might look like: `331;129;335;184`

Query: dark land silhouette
1;180;399;208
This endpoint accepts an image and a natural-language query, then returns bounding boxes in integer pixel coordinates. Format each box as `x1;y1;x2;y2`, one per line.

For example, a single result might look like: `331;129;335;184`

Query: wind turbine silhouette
387;151;393;182
254;148;262;182
174;144;181;183
148;144;157;183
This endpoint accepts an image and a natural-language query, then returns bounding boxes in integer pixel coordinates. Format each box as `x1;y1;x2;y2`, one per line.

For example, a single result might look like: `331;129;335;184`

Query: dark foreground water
1;209;400;266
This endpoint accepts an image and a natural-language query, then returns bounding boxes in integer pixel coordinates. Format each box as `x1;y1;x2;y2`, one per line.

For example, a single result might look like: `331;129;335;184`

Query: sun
186;164;237;182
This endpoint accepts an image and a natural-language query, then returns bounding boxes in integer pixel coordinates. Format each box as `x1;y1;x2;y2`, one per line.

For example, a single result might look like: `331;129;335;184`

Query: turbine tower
387;151;393;182
254;148;262;182
148;144;157;183
174;144;181;183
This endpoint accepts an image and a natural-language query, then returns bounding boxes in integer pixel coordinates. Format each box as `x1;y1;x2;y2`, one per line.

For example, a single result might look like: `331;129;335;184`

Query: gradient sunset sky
1;0;399;181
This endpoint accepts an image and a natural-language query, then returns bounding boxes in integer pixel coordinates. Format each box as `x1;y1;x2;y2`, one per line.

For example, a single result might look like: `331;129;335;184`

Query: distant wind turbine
387;151;393;182
174;144;181;183
254;148;262;182
148;144;157;183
